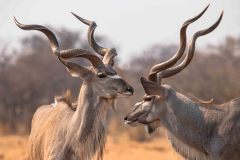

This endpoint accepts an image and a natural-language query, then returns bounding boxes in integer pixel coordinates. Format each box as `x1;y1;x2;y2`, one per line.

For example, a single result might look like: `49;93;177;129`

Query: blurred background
0;0;240;160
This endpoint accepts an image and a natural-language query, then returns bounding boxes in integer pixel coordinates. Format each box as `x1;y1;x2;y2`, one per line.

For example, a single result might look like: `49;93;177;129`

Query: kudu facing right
15;13;133;160
124;6;240;160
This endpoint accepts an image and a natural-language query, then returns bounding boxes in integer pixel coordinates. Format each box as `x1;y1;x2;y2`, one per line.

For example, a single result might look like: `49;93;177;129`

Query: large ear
60;59;91;80
140;77;167;97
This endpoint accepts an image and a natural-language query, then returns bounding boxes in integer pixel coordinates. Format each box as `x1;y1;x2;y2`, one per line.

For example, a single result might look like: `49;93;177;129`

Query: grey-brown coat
124;5;238;160
15;14;133;160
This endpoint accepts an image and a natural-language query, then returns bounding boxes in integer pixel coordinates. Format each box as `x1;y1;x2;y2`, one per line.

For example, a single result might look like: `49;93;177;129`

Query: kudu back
124;5;240;160
15;13;133;160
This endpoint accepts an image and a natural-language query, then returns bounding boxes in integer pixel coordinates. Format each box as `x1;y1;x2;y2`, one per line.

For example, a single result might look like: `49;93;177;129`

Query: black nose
126;86;134;94
124;116;128;121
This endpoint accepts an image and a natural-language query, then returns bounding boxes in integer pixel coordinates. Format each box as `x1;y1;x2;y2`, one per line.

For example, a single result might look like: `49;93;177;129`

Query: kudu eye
97;72;107;78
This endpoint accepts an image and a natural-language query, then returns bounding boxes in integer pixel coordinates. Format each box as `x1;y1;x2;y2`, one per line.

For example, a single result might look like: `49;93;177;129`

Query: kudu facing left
123;5;240;160
14;13;133;160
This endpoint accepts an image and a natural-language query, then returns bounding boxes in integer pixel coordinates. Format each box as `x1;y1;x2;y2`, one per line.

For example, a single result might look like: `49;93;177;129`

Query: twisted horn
71;12;108;56
102;48;117;67
14;17;104;68
71;13;117;67
148;4;210;81
157;11;223;83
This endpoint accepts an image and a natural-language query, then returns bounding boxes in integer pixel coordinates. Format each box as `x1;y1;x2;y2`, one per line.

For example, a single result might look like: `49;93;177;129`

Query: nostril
126;87;134;94
124;116;128;121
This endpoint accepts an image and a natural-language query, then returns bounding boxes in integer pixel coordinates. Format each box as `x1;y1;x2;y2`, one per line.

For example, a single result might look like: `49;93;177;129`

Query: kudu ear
140;77;167;98
61;59;91;80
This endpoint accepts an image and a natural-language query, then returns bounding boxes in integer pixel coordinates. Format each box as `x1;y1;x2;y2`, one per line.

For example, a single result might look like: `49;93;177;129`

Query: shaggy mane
55;90;77;110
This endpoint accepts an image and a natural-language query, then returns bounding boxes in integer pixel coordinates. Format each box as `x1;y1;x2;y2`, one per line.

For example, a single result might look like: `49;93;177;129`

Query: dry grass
0;135;28;160
0;134;182;160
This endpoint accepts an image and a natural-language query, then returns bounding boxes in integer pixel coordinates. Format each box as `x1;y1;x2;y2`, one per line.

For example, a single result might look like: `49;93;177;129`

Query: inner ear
140;77;167;97
65;61;91;80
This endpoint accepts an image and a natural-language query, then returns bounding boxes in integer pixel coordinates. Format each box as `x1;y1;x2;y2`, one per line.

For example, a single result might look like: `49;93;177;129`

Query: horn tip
221;10;224;15
203;3;210;12
70;12;76;17
13;16;18;23
13;17;22;27
71;12;92;26
218;11;224;21
71;12;78;18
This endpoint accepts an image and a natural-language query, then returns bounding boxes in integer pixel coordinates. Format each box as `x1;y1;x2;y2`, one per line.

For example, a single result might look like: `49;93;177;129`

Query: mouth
117;91;133;97
124;119;137;124
124;117;140;127
125;119;139;127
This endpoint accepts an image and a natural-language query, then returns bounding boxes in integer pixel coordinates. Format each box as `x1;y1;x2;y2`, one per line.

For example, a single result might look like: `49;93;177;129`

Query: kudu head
124;5;223;134
14;13;133;99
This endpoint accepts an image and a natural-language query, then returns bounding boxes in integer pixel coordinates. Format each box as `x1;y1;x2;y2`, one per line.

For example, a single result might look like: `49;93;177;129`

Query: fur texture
27;84;115;160
164;88;240;160
126;86;240;160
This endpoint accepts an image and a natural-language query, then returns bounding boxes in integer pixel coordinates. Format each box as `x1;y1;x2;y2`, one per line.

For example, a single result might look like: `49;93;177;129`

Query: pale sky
0;0;239;62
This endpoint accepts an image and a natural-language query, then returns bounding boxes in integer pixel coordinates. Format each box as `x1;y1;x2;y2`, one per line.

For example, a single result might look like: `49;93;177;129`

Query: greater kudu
14;13;133;160
124;6;240;160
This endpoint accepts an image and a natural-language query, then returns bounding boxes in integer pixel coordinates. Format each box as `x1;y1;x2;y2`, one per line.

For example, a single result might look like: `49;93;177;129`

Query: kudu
124;6;240;160
14;13;133;160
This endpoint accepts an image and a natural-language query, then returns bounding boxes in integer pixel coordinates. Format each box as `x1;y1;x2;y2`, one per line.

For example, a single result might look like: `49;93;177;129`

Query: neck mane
68;83;115;160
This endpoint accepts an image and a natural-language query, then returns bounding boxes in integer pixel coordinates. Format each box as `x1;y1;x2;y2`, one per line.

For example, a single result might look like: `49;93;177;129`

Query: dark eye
97;73;107;78
144;96;152;101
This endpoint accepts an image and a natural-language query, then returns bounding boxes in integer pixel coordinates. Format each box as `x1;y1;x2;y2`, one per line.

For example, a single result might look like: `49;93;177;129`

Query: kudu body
124;6;240;160
15;14;133;160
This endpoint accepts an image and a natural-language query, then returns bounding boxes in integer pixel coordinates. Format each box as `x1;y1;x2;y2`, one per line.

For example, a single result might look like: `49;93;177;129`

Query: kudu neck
161;90;215;152
74;82;114;140
77;82;96;109
69;82;113;159
162;90;203;131
77;82;115;109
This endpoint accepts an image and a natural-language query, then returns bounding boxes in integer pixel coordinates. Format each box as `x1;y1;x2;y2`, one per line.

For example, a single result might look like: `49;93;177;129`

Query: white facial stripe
134;101;143;107
108;74;122;79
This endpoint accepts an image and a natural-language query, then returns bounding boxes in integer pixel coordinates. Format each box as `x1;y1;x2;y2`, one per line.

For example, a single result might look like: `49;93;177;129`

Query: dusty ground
0;134;182;160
